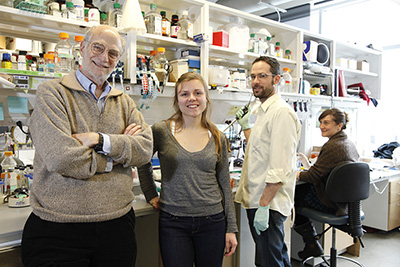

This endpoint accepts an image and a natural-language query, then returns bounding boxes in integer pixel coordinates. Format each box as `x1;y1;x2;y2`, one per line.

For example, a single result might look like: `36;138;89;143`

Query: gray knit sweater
29;71;153;223
137;121;238;233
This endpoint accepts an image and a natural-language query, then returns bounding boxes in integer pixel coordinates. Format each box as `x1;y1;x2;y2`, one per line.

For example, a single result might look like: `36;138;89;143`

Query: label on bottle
2;61;12;69
116;13;122;28
187;22;193;39
171;26;180;38
154;17;162;34
68;11;77;20
74;4;84;20
46;63;55;72
162;20;170;36
38;63;45;72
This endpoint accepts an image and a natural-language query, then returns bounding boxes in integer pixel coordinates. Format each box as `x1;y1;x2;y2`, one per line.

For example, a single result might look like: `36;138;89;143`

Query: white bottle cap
182;10;188;16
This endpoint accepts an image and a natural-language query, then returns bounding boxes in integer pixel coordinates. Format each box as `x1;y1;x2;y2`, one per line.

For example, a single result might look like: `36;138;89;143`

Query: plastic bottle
177;10;193;40
267;36;274;56
11;55;18;70
72;0;85;21
84;8;89;22
108;3;122;28
1;151;17;196
26;55;33;70
285;49;292;60
239;69;246;90
47;0;61;17
37;53;45;72
145;3;162;35
232;71;240;89
248;33;255;52
170;14;179;38
275;42;283;58
149;50;158;70
100;13;107;25
88;8;100;25
1;53;12;69
61;4;66;18
18;53;27;71
44;53;55;72
282;68;293;93
55;32;73;73
155;47;168;85
73;35;84;70
160;11;170;37
64;1;77;19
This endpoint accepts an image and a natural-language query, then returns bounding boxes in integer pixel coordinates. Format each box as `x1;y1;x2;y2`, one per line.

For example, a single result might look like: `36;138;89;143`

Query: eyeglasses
249;73;276;81
89;42;121;61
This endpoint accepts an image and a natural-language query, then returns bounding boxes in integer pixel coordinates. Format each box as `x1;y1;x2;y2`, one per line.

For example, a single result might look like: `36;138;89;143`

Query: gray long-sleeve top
137;121;238;233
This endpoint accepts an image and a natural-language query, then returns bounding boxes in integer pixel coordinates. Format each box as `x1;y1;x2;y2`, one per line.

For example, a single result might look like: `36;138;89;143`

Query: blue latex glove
235;105;251;130
254;205;270;235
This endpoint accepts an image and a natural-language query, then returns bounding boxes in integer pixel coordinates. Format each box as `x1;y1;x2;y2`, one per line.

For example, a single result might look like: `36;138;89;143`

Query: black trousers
21;209;137;267
294;183;336;226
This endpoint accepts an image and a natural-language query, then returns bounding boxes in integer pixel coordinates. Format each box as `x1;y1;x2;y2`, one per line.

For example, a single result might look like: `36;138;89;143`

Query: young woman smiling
137;72;238;267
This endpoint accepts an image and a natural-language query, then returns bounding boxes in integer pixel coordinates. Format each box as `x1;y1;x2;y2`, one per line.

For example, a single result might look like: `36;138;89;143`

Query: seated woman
294;108;359;260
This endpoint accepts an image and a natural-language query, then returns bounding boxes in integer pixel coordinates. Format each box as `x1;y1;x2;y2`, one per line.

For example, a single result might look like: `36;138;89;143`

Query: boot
294;221;324;260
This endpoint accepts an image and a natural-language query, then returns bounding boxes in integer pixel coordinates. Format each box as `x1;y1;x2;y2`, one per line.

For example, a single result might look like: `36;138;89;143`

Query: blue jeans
246;209;291;267
159;210;226;267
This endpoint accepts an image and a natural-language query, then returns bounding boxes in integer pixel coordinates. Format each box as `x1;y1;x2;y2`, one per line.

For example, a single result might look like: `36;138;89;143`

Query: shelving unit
0;0;382;115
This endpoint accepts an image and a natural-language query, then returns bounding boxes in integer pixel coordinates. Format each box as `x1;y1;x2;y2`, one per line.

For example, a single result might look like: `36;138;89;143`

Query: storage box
357;60;369;72
208;66;230;87
348;59;357;70
185;55;200;68
336;58;348;68
181;48;200;58
169;59;189;82
212;30;229;48
0;36;6;49
6;37;32;51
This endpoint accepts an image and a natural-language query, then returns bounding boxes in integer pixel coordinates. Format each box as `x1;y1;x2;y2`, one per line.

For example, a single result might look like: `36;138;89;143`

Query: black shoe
298;242;324;260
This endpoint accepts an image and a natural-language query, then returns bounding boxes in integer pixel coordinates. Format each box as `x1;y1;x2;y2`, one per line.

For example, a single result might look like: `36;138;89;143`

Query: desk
362;169;400;231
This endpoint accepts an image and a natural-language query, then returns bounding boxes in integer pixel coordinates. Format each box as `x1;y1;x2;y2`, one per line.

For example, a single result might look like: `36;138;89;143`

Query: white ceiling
207;0;324;15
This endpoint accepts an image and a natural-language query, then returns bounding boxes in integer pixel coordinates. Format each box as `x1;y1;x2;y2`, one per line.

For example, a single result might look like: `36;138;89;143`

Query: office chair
296;162;370;267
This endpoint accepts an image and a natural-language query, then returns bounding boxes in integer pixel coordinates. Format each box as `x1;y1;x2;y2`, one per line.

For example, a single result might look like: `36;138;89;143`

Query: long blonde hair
166;72;226;161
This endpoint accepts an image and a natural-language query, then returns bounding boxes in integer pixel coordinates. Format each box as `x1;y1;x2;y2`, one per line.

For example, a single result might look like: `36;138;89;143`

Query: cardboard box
169;59;189;82
185;55;200;68
212;30;229;48
0;36;6;49
357;60;369;72
6;37;32;51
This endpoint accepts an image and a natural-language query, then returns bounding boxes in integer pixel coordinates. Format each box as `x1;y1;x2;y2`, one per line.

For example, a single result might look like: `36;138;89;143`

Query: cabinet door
361;178;390;231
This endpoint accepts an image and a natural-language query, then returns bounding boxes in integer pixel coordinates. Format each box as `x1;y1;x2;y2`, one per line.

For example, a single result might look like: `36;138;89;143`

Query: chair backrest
326;162;370;203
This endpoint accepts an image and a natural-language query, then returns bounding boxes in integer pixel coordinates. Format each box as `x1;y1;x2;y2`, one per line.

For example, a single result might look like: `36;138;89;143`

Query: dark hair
319;108;349;130
167;72;225;161
252;56;281;75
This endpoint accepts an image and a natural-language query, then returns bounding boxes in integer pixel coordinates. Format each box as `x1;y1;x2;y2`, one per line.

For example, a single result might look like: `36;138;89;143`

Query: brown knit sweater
29;72;153;223
299;131;359;215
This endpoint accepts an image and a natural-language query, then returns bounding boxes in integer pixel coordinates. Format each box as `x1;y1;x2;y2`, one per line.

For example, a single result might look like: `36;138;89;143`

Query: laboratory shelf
0;6;90;43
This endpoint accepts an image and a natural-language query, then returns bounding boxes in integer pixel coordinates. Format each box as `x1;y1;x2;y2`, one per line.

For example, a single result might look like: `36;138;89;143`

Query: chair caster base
302;255;365;267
